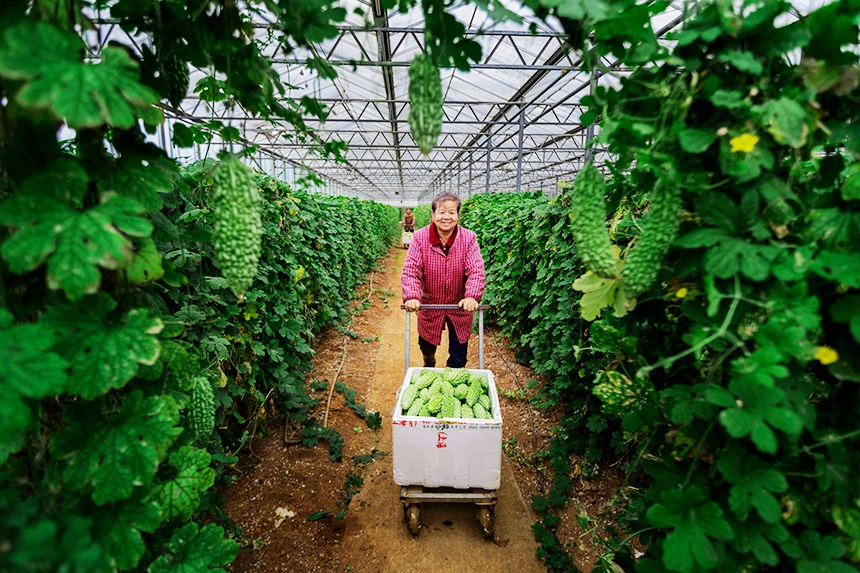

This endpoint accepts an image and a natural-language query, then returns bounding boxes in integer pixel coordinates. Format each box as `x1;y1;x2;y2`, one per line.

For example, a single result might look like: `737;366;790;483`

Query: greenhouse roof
105;0;824;206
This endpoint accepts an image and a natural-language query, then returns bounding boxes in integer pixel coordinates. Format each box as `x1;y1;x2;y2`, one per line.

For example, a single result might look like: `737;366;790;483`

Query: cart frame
397;303;497;537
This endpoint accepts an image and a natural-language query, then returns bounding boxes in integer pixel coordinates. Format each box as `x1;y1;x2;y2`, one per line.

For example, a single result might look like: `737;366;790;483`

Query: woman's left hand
458;297;479;312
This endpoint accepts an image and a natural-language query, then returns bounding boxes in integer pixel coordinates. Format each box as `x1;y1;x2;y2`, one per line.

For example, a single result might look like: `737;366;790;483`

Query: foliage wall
412;203;432;229
462;0;860;571
0;142;397;570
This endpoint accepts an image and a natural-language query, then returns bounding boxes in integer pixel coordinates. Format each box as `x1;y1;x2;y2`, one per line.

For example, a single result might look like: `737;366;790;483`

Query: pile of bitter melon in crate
400;368;493;419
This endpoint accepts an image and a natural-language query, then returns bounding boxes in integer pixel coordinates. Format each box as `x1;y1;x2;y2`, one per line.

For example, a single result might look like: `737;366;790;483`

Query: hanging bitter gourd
619;182;683;300
187;376;215;442
161;52;189;108
209;152;263;299
408;53;443;157
570;162;619;279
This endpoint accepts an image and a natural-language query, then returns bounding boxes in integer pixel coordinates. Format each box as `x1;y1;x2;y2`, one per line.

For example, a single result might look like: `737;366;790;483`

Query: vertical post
404;310;411;374
516;100;525;193
468;151;473;197
478;309;484;369
584;58;600;163
485;137;492;193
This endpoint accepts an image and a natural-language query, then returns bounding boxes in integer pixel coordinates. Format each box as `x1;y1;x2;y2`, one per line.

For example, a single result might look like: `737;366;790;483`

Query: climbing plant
0;1;399;571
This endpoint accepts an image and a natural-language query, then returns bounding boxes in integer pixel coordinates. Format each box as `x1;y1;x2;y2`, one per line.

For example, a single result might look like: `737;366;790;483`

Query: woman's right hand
404;299;421;312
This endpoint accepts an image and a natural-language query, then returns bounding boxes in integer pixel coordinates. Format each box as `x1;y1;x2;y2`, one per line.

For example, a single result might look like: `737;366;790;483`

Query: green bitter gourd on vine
619;182;683;300
161;53;189;108
408;53;443;157
187;376;215;441
570;162;619;278
209;152;263;299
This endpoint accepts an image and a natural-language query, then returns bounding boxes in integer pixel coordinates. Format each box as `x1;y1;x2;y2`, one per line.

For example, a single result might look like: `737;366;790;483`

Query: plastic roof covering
93;0;823;206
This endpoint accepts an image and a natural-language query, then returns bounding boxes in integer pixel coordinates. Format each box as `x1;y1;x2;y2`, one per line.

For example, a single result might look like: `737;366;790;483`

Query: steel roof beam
371;0;405;190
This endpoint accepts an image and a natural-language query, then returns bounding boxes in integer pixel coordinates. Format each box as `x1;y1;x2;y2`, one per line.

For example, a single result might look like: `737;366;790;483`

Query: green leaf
807;210;860;254
705;238;780;281
90;497;162;570
0;315;68;463
0;21;159;128
679;129;717;153
753;97;809;149
593;370;656;417
0;190;151;299
729;518;790;566
573;271;630;321
97;155;175;212
42;294;163;398
710;90;746;109
52;390;180;505
148;522;238;573
0;500;113;573
717;446;787;523
718;50;763;74
646;486;734;572
841;172;860;201
125;238;164;285
717;379;802;454
811;251;860;288
151;446;215;522
797;530;857;573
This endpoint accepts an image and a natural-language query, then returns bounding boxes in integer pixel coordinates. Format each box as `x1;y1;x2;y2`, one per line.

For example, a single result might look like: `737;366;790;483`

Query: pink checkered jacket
401;224;485;345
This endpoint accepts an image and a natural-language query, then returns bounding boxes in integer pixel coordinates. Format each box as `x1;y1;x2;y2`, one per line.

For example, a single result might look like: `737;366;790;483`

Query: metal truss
92;0;693;205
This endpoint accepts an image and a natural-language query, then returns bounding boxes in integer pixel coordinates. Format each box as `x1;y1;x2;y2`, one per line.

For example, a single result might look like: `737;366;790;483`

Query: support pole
479;309;484;369
468;152;473;197
485;137;492;193
516;100;525;193
404;311;410;374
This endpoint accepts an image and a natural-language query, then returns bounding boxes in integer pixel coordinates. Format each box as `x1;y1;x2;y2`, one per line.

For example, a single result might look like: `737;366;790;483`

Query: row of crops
454;0;860;569
0;152;399;569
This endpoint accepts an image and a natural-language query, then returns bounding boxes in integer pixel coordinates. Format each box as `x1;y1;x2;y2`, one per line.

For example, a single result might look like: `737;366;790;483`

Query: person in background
403;208;415;232
401;192;485;368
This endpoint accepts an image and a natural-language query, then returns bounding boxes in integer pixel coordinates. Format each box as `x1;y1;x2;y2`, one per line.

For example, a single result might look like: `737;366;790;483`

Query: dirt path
223;247;613;573
336;248;546;573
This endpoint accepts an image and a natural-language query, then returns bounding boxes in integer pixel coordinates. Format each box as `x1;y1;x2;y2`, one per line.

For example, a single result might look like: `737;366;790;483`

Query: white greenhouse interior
92;0;827;206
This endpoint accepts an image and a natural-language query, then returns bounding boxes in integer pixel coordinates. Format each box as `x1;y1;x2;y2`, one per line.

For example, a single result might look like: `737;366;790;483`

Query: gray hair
431;192;461;213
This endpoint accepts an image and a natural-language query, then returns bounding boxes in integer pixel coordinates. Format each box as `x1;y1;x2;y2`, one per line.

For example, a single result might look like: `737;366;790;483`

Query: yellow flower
730;133;760;153
675;287;688;299
814;346;839;365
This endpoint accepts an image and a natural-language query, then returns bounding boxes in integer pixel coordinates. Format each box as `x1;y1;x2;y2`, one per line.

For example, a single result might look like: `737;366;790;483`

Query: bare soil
222;247;630;573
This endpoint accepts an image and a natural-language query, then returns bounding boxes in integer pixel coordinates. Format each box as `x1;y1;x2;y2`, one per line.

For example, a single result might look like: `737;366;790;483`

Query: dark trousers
418;318;468;368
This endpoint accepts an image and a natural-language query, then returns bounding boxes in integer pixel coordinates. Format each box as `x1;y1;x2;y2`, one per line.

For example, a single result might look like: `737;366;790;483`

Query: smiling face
431;199;460;235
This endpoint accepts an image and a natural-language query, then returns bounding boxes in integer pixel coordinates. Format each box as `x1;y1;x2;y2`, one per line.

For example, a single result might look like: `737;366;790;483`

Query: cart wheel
405;504;421;535
477;506;494;538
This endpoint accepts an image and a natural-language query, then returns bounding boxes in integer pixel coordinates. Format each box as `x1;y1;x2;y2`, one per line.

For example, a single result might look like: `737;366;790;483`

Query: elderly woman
401;192;486;368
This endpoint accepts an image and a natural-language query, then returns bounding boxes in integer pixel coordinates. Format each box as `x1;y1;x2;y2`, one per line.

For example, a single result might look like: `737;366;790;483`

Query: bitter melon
619;182;683;300
161;53;189;108
400;384;419;410
187;376;215;441
460;404;474;419
209;153;263;299
427;392;444;414
465;380;481;407
406;399;424;417
473;403;489;419
408;53;443;157
440;395;458;418
570;162;619;279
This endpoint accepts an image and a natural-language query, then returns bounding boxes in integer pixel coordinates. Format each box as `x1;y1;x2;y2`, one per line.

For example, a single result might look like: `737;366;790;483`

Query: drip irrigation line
488;328;547;494
323;272;374;429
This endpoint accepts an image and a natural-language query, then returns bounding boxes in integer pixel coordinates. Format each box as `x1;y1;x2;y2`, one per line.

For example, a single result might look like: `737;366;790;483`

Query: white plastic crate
391;367;503;490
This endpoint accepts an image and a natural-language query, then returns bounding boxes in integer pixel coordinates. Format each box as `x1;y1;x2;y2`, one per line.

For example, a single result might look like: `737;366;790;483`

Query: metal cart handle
400;304;489;373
